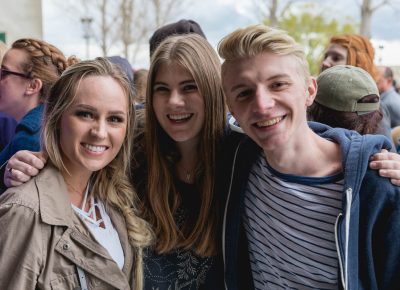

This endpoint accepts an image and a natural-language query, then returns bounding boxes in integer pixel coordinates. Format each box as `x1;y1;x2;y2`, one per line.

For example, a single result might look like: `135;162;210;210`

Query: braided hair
329;34;379;82
11;38;79;101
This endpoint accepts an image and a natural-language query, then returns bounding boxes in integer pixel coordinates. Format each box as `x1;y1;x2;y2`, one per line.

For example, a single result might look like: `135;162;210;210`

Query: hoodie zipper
335;187;353;290
222;141;242;290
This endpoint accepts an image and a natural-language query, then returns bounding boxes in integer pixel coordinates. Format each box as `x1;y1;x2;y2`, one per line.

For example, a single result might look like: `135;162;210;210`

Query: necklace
177;163;195;183
184;171;192;182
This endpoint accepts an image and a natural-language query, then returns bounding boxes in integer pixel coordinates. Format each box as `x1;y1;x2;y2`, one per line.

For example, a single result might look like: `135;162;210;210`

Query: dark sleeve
359;171;400;289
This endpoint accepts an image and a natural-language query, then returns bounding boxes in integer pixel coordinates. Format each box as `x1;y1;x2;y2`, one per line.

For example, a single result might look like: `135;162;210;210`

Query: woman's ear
25;78;43;96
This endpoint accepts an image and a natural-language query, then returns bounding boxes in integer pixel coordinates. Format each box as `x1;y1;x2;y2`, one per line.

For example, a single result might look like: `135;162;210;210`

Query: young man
218;25;400;290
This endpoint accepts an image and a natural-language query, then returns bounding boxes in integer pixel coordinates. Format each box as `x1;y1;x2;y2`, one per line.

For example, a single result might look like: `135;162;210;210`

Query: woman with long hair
0;58;153;290
131;33;226;289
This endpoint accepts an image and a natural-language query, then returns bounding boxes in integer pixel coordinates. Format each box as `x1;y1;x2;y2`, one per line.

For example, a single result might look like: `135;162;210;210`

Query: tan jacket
0;164;134;289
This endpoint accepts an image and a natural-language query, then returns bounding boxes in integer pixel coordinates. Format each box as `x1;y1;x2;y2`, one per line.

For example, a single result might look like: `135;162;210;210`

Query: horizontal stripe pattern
244;154;343;290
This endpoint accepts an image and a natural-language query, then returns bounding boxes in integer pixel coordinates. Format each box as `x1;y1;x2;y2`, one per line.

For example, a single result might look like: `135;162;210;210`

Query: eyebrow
73;104;126;115
229;73;291;92
154;79;195;86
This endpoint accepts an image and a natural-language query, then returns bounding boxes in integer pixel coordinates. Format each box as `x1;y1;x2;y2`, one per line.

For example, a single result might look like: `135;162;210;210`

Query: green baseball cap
315;65;380;114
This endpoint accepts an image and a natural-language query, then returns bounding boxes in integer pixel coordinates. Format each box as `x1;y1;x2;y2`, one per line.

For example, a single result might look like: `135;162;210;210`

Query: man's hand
4;151;46;188
369;149;400;186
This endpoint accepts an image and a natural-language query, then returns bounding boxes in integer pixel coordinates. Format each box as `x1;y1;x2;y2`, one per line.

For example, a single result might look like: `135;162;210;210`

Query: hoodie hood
309;121;392;199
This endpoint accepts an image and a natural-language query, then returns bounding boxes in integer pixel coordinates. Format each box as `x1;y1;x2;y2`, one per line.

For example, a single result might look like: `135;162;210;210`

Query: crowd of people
1;19;400;290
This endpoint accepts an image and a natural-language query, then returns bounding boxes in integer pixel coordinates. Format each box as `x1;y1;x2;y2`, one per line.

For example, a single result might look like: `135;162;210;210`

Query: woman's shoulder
0;175;40;211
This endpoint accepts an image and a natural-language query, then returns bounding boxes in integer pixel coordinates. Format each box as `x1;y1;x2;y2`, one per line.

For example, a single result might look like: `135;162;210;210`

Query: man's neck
264;127;342;177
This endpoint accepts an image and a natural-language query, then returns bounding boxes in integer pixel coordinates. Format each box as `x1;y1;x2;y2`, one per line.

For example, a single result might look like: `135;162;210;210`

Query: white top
72;185;125;269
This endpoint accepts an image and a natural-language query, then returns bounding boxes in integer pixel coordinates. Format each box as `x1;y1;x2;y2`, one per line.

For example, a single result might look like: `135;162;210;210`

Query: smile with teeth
168;113;193;121
83;143;108;153
255;116;284;128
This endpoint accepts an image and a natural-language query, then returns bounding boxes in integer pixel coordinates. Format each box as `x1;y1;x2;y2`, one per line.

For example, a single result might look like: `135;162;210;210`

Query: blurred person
107;55;134;84
0;58;153;290
320;34;392;141
321;33;379;81
0;38;78;171
149;19;206;56
0;112;16;151
0;41;17;150
133;68;148;104
219;24;400;290
377;65;400;128
308;65;383;135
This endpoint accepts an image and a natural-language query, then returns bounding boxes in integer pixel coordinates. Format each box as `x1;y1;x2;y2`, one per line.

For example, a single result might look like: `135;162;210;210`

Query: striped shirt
244;153;344;290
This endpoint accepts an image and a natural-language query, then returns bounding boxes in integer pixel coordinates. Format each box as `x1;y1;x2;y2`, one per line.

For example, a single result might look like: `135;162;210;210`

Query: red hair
330;34;379;81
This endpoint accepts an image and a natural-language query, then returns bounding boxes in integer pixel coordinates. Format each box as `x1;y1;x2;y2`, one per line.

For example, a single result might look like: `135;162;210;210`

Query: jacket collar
35;164;133;288
35;163;76;227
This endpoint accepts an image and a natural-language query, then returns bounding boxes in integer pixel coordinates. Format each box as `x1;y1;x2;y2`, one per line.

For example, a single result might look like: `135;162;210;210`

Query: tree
52;0;188;63
264;2;357;75
253;0;307;27
359;0;395;37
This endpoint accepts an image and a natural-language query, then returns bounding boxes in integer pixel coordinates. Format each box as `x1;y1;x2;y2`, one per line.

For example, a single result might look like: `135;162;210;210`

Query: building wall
0;0;42;45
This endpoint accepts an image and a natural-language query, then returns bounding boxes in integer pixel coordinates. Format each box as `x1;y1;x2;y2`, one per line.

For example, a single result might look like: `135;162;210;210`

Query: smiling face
320;43;348;72
223;51;316;153
0;49;33;121
152;61;205;148
59;75;128;178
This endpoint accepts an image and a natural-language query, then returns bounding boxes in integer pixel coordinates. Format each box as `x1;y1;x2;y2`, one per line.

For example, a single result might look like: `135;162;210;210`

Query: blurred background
1;0;400;75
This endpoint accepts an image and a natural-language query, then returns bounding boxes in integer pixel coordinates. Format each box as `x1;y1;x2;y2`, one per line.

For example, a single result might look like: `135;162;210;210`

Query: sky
42;0;400;68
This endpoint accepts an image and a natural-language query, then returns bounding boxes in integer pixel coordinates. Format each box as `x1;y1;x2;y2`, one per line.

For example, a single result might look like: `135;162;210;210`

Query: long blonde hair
144;34;226;256
42;57;153;290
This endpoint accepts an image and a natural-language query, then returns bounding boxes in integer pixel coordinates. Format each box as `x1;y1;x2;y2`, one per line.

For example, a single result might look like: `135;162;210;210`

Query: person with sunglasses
0;38;78;176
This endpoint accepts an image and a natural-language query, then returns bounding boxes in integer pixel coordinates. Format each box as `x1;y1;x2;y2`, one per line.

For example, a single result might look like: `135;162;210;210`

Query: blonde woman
0;58;152;290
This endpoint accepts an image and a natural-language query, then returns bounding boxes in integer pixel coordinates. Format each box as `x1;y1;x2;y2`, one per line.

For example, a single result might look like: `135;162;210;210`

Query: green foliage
264;3;357;75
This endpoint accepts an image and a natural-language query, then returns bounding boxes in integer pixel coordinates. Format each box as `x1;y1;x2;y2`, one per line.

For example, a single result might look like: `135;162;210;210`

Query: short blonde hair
218;25;310;83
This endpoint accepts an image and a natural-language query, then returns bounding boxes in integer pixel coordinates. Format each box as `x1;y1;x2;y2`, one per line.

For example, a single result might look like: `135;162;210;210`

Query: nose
321;57;332;70
90;120;107;139
168;89;185;107
252;87;275;113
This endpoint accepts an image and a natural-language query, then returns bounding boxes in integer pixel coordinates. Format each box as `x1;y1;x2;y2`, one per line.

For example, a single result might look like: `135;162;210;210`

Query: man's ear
305;77;317;107
25;78;43;96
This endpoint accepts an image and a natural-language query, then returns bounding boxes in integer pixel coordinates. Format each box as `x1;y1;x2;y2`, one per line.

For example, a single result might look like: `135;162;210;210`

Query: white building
0;0;43;44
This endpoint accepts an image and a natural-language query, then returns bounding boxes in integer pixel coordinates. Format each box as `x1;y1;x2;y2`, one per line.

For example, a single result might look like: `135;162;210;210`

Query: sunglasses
0;68;31;80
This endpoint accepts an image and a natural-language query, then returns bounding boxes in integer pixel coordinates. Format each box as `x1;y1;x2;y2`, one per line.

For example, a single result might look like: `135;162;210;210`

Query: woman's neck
175;139;199;183
62;171;91;208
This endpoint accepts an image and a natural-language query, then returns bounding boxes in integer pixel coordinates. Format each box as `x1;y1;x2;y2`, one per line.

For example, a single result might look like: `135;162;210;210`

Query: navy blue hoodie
222;121;400;290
